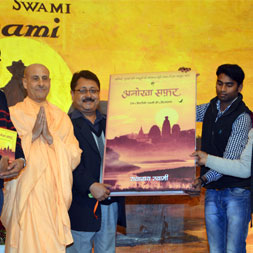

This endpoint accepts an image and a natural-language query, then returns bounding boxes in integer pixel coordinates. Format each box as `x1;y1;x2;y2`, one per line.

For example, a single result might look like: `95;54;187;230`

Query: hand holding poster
103;71;196;196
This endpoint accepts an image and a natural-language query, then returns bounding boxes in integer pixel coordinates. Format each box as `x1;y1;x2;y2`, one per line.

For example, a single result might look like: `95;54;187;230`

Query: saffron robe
1;97;82;253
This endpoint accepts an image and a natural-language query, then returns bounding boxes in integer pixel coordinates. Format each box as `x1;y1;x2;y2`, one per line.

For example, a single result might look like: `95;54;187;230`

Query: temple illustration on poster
103;71;196;196
0;127;17;162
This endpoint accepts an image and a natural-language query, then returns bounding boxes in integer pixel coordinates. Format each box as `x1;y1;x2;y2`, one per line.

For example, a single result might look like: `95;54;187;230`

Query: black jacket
201;94;251;189
68;111;126;232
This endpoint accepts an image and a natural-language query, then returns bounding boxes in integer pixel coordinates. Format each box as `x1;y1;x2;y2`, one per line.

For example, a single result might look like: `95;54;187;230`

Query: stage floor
116;230;253;252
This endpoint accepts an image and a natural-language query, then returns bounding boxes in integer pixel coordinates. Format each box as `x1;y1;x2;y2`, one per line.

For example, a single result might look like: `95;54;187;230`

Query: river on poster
103;71;196;196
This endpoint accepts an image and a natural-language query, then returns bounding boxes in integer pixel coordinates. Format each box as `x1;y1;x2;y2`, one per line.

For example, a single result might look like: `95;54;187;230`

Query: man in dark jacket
0;90;25;213
67;70;126;253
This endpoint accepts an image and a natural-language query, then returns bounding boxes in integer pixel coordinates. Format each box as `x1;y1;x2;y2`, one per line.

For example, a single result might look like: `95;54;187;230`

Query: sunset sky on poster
106;71;196;139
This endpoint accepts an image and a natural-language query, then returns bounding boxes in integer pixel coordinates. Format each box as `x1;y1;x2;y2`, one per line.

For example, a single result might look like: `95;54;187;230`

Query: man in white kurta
1;64;82;253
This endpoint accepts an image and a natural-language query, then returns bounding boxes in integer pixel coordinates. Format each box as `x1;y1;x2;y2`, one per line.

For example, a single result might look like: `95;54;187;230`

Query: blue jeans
205;188;251;253
67;202;118;253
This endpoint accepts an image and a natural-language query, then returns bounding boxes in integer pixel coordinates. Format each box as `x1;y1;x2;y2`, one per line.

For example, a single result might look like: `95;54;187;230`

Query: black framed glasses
74;88;100;95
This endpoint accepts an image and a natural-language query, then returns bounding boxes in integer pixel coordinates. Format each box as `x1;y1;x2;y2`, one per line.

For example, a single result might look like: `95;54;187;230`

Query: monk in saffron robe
1;64;82;253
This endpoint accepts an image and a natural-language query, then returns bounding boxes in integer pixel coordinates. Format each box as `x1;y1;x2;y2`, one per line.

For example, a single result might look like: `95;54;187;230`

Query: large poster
103;71;196;196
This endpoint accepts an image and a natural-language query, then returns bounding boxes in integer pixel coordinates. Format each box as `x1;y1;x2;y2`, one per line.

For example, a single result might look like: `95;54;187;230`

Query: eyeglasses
73;88;100;95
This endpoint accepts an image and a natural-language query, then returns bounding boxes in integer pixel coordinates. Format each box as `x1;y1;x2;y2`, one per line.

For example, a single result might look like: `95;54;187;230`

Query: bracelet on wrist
19;158;26;168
